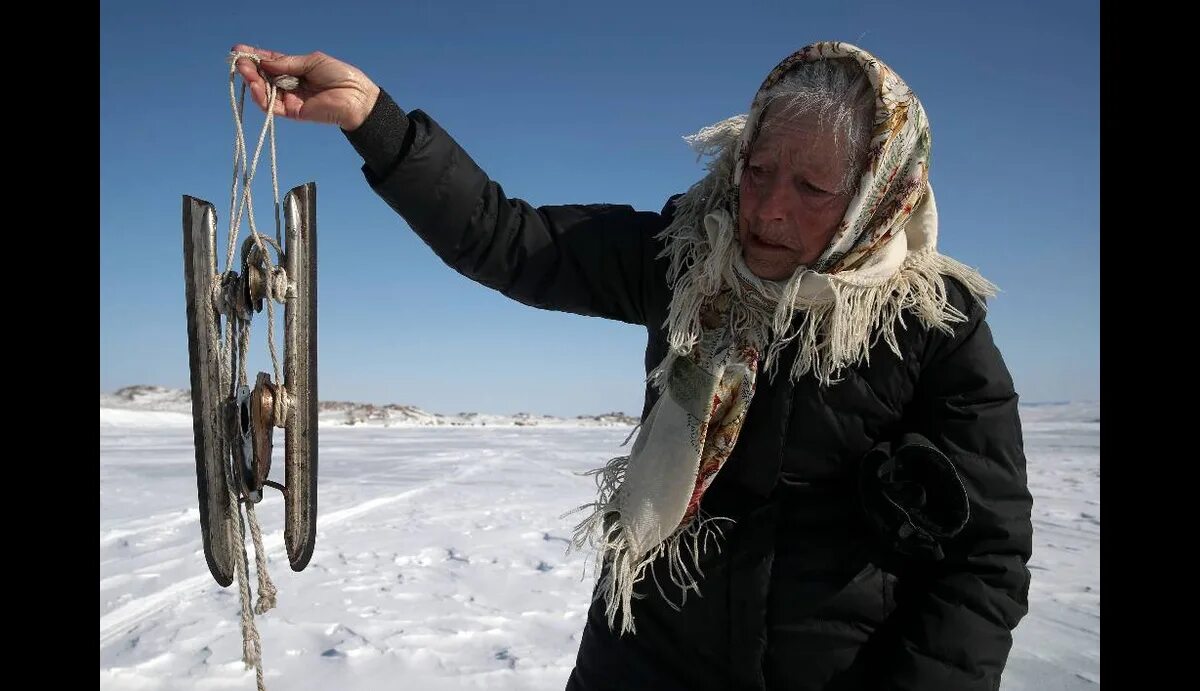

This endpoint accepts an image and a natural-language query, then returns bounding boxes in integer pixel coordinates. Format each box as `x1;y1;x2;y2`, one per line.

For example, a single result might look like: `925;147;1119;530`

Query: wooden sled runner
182;182;318;587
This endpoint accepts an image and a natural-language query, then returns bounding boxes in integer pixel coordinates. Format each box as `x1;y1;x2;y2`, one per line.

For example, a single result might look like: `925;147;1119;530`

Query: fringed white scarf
571;42;998;635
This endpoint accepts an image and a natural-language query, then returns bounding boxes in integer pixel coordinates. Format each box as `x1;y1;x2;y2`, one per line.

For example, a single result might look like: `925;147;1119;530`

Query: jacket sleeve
876;278;1034;690
341;90;666;326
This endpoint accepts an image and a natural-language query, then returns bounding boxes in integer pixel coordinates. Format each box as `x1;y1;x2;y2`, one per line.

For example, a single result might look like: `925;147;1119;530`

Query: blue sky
100;0;1098;416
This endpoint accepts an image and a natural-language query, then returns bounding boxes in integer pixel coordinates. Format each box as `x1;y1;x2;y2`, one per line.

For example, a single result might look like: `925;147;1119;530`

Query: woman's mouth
746;232;791;252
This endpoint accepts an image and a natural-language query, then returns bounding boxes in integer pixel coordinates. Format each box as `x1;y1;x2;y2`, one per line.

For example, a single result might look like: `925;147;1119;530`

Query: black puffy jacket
343;91;1033;691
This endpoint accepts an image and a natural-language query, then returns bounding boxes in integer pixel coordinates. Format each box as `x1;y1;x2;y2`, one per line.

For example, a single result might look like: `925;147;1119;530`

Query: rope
212;50;302;690
245;501;279;615
228;484;266;690
273;382;290;429
226;51;291;389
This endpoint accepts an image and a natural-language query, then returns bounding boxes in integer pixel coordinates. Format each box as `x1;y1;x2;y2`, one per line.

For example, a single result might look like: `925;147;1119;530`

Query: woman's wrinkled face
737;117;855;280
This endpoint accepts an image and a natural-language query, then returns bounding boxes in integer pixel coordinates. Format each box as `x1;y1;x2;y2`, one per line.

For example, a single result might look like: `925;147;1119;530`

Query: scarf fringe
655;136;753;360
766;250;998;386
566;454;735;636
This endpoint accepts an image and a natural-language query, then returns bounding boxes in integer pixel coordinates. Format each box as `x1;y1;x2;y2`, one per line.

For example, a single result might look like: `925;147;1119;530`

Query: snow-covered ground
99;396;1099;690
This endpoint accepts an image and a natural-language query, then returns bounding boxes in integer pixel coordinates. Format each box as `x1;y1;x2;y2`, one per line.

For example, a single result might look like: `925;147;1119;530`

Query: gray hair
755;58;875;195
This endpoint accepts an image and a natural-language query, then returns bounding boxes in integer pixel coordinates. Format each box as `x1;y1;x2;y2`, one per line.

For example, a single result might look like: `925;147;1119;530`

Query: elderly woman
234;41;1032;691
